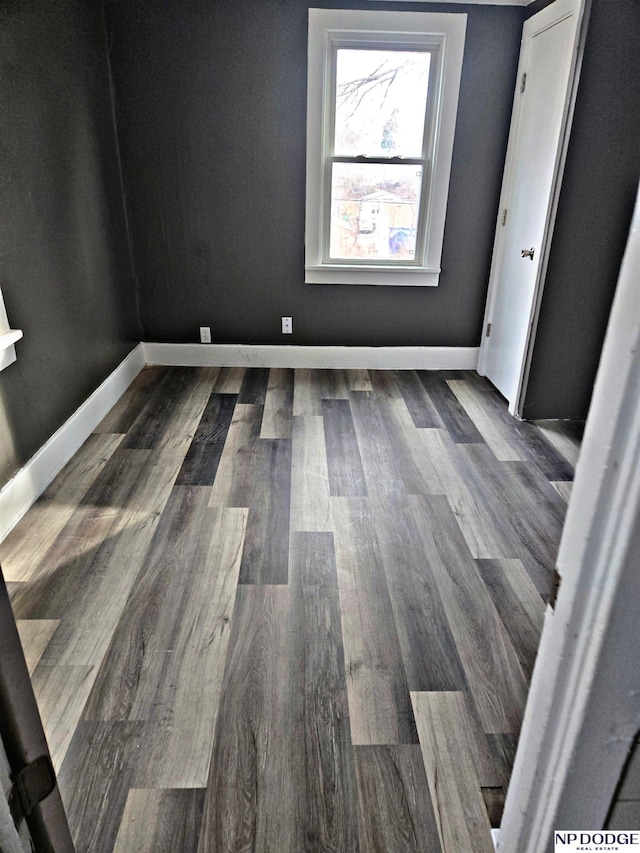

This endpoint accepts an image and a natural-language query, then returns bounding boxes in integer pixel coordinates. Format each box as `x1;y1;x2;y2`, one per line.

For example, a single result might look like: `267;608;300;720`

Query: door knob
521;247;535;260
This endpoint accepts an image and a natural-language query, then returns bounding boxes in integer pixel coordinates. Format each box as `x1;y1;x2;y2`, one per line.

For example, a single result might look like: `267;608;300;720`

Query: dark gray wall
0;0;140;488
104;0;524;347
523;0;640;420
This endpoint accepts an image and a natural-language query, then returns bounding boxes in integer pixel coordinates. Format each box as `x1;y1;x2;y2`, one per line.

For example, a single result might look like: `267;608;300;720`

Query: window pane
329;162;423;261
334;49;431;158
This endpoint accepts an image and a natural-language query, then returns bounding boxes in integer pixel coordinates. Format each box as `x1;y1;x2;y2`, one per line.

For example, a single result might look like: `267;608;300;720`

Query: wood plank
290;416;331;532
175;393;237;486
345;368;373;392
113;789;204;853
348;392;407;501
32;664;97;773
293;368;349;416
417;371;485;443
446;378;524;462
393;370;445;429
58;720;153;853
411;692;495;853
11;446;149;618
465;376;576;480
197;586;295;853
10;503;122;619
289;532;360;851
354;745;442;852
0;432;124;582
486;733;518;788
380;403;508;558
534;419;583;468
368;370;402;399
213;366;245;394
322;399;368;498
481;787;506;828
417;496;528;734
123;367;218;451
375;398;439;497
373;495;467;692
208;404;263;507
293;368;321;416
418;427;509;559
237;367;270;405
457;445;566;593
331;497;418;745
260;368;294;439
239;438;291;584
451;375;575;480
476;558;545;680
84;489;247;788
136;498;247;780
94;366;169;434
16;619;59;674
31;443;195;668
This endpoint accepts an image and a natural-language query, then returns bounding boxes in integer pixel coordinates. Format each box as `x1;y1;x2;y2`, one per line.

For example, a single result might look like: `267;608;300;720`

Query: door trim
477;0;589;417
497;181;640;850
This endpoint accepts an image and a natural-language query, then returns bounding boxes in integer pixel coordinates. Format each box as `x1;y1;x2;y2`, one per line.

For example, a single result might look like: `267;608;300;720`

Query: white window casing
305;8;467;287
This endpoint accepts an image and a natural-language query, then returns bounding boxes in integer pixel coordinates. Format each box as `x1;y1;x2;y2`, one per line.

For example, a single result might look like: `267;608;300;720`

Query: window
305;9;467;286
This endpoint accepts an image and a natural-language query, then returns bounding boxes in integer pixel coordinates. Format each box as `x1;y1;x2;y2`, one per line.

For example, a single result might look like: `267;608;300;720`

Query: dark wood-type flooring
0;366;582;852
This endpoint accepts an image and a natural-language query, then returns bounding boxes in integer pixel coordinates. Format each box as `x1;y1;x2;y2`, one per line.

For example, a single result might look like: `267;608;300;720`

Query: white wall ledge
0;330;22;372
0;330;23;351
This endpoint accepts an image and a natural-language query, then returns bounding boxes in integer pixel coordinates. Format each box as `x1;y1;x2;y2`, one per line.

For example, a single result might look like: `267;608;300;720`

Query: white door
479;0;583;412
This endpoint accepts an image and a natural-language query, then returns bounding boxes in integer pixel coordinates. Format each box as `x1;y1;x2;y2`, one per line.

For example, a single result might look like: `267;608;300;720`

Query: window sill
0;329;23;351
305;266;440;286
0;329;23;372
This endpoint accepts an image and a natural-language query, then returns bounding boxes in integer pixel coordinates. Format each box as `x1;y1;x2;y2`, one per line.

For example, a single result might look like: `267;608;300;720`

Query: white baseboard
142;342;480;371
0;343;145;542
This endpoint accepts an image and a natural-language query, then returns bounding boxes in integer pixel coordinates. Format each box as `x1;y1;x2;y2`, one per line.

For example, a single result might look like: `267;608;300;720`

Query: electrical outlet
282;316;292;334
200;326;211;343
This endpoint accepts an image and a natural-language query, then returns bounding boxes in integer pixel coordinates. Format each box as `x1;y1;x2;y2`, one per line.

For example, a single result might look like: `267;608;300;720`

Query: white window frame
305;8;467;287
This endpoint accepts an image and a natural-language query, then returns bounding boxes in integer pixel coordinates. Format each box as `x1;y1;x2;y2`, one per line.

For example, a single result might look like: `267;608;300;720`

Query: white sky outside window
334;49;431;158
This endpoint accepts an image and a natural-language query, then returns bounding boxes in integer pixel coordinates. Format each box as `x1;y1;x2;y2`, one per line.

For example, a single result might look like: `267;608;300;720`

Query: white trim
0;288;22;373
0;330;23;373
0;330;23;352
0;344;145;543
143;342;479;371
499;185;640;848
305;9;466;288
305;267;440;286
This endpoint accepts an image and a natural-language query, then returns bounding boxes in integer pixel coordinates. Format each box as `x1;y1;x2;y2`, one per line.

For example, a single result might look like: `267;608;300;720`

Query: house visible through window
305;9;467;286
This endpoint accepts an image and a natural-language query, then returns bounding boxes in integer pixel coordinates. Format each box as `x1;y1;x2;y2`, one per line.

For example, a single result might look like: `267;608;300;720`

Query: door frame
497;182;640;850
477;0;590;417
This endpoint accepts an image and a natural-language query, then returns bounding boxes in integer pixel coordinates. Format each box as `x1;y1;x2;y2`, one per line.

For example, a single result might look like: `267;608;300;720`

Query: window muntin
306;9;467;287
